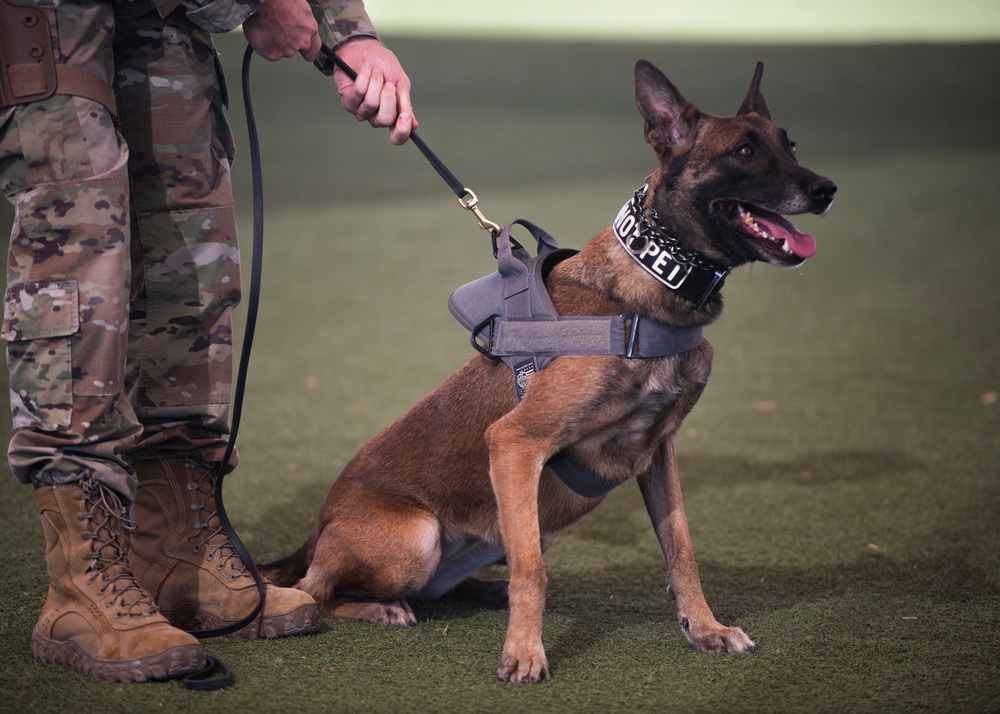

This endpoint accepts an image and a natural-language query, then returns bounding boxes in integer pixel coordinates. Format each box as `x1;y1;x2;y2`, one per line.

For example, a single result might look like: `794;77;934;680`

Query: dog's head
635;60;836;270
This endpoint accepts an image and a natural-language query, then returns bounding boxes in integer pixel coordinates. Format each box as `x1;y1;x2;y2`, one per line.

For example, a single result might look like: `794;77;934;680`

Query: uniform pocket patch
3;280;80;430
2;280;80;342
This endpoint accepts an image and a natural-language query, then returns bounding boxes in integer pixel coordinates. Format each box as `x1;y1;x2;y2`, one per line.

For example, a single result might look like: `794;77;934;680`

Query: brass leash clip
458;189;501;240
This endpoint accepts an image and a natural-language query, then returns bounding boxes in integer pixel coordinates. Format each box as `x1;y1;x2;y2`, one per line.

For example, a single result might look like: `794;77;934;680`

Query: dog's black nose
808;178;838;203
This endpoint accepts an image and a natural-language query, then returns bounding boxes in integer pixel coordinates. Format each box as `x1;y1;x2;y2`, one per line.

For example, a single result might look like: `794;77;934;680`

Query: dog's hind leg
295;499;442;627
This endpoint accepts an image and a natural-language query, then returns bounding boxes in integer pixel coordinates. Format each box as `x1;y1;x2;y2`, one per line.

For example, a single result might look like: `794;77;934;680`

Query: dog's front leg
637;438;755;654
486;420;550;683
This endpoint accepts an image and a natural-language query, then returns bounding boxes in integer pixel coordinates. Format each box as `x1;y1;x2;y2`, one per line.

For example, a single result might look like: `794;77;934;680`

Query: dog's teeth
781;239;792;254
738;204;780;244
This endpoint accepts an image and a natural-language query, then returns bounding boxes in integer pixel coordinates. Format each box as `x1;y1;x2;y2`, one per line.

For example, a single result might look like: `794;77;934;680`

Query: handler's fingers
339;64;372;117
396;81;417;131
368;82;399;128
301;32;322;62
355;67;396;121
389;111;413;146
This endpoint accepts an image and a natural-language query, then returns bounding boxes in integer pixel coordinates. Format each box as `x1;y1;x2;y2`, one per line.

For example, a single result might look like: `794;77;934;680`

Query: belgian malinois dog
263;60;836;683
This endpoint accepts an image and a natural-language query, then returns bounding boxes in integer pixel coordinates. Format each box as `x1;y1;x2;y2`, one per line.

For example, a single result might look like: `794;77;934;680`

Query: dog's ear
737;61;771;120
635;60;701;157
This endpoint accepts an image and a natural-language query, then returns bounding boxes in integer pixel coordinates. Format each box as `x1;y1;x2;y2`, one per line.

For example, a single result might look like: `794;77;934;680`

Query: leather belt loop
54;65;119;118
0;0;118;117
0;0;58;106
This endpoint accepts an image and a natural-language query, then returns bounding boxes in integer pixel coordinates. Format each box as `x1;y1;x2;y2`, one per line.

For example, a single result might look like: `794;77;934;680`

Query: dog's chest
572;348;711;479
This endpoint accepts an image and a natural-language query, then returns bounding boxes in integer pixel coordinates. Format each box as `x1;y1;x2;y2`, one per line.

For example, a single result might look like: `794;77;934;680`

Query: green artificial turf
1;36;998;713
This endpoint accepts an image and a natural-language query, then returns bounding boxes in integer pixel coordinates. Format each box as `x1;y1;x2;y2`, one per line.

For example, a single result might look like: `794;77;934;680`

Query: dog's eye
736;145;754;158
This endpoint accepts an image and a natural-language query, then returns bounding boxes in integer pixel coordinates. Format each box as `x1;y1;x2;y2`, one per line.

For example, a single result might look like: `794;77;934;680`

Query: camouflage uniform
0;0;376;502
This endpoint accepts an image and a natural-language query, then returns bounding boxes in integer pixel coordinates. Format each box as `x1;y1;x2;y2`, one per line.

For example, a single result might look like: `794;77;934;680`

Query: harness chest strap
0;0;118;117
487;313;702;362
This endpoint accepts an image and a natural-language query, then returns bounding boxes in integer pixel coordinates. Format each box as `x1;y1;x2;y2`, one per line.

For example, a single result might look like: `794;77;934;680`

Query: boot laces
77;477;160;618
186;461;250;581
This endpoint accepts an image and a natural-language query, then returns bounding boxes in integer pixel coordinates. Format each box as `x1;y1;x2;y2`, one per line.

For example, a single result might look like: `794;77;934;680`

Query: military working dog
263;60;836;683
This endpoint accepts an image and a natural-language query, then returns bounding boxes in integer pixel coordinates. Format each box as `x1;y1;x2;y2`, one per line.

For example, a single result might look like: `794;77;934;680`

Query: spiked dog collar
614;182;728;311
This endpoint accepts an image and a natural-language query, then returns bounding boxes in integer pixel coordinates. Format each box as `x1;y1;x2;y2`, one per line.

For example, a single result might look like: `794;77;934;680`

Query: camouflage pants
0;0;241;502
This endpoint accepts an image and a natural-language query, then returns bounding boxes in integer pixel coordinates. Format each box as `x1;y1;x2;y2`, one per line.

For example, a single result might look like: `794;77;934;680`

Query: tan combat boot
129;458;319;639
32;480;206;682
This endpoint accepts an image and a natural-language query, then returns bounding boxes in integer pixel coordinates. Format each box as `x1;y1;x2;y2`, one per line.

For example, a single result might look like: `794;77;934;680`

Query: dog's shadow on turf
678;448;928;491
526;541;999;670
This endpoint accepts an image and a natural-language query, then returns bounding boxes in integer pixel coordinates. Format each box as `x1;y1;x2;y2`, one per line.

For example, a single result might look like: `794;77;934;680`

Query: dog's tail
259;532;317;587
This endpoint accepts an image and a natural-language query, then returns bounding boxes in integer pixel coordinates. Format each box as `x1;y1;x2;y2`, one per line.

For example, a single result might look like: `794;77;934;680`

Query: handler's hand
334;38;416;145
243;0;321;62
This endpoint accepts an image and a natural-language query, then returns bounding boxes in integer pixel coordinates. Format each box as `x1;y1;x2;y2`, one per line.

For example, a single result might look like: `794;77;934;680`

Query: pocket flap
2;280;80;341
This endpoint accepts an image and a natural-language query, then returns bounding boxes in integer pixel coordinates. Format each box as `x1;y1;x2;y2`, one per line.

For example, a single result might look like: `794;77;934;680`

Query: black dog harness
448;198;714;498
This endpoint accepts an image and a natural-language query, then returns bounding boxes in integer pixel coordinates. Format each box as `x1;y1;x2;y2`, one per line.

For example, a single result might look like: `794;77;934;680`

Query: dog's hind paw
327;597;417;627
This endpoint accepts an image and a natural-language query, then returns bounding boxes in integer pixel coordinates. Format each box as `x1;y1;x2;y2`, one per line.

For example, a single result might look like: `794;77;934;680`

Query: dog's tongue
754;210;817;259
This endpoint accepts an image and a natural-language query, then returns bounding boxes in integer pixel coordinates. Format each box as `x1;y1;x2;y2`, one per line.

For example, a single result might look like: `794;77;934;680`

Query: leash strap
172;44;271;693
187;46;268;640
315;44;500;240
181;655;233;691
315;45;465;198
177;41;503;689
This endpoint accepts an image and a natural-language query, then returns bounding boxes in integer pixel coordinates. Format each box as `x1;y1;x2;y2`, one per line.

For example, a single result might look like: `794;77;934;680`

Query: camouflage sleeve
163;0;266;33
310;0;379;72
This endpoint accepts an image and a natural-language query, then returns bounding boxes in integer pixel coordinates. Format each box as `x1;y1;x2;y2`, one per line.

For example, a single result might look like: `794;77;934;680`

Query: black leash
173;45;270;692
315;43;501;244
179;41;504;691
198;46;269;641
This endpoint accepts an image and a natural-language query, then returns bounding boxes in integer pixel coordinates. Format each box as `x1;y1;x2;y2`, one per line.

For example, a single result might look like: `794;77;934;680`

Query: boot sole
171;603;321;640
31;628;206;683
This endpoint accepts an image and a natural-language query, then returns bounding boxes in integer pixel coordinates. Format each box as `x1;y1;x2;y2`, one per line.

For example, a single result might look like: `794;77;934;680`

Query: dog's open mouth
718;201;816;264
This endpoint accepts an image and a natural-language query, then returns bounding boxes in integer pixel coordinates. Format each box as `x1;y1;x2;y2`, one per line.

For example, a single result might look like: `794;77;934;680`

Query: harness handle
495;218;561;281
315;43;501;242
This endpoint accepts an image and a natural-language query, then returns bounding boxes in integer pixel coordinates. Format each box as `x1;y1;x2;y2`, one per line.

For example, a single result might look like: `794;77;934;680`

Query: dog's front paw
497;647;550;683
682;616;755;654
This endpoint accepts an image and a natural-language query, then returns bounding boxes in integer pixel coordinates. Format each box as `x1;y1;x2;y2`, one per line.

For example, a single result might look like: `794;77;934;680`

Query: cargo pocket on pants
2;280;80;430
